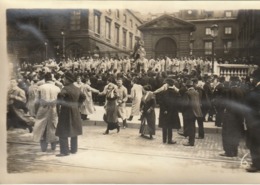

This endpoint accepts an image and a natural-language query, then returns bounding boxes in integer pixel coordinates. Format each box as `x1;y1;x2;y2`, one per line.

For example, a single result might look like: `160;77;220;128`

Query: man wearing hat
158;78;181;144
181;80;203;146
212;76;226;127
245;67;260;172
55;72;86;156
153;77;179;95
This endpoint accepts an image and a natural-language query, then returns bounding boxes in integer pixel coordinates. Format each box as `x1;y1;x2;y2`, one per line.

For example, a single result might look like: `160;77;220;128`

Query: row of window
94;13;137;50
70;9;139;32
186;10;232;18
205;27;232;36
107;9;134;28
189;41;232;55
105;20;134;49
187;10;232;18
70;10;81;31
204;41;232;55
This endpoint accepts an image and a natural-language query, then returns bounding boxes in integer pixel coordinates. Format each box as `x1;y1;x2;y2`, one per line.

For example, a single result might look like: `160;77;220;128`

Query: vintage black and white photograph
1;0;260;184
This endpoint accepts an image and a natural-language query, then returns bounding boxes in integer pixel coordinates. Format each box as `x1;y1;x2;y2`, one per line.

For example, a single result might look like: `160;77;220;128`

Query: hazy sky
127;1;260;14
2;1;260;13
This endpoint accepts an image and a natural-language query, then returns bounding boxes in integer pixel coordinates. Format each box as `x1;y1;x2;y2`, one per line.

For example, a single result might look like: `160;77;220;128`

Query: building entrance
155;37;177;59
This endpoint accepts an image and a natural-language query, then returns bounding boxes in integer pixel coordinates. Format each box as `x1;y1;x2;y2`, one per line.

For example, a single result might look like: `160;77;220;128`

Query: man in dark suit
181;80;203;146
245;68;260;172
193;78;206;139
203;77;213;122
213;77;226;127
158;78;181;144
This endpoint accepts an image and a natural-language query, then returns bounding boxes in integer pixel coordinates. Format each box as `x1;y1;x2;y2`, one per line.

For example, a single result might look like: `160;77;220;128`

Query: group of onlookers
7;56;260;172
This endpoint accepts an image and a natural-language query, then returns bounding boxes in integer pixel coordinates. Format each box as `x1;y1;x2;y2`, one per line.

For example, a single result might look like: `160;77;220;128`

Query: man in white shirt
33;72;61;152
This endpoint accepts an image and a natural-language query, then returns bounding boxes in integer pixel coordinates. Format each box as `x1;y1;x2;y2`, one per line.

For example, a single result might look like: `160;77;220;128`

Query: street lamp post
210;24;218;74
44;41;48;60
61;31;66;58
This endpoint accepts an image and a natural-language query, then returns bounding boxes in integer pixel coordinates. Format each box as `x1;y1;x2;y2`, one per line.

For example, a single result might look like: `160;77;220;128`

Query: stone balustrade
215;64;258;80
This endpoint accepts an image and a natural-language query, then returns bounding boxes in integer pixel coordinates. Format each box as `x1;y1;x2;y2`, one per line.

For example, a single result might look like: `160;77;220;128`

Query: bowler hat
64;72;75;83
185;80;194;87
44;72;53;82
164;78;175;86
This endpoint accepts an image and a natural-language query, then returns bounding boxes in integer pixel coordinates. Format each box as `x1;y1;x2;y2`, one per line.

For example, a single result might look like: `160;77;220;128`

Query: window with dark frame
224;41;232;53
105;18;111;40
130;19;133;28
94;10;101;35
115;24;120;45
225;11;232;18
205;27;211;35
225;27;232;34
70;10;81;30
129;32;133;49
116;9;120;19
205;41;213;55
123;14;127;24
123;29;127;48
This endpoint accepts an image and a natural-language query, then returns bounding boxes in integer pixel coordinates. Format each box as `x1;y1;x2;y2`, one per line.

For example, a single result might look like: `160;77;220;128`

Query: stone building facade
7;9;143;63
139;14;195;59
142;10;240;61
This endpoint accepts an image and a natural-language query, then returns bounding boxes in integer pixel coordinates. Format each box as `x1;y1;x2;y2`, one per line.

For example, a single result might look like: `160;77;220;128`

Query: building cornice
139;14;196;31
188;18;237;23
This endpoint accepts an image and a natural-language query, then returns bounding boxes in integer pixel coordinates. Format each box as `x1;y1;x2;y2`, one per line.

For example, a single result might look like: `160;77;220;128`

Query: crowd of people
7;55;260;172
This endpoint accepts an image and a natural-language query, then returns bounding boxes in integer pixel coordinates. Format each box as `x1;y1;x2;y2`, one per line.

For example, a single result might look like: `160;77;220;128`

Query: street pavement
4;106;259;184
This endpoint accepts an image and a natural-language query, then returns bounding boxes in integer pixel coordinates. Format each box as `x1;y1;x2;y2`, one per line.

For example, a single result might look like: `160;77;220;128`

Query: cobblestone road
5;124;258;184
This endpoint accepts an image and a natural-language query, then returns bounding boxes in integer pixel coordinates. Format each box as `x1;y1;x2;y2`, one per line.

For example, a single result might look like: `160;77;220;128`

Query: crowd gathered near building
7;54;260;173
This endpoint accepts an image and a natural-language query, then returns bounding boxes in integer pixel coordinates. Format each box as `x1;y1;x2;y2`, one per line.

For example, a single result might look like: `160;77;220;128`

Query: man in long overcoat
158;79;181;144
33;73;60;152
56;72;86;157
213;77;226;127
181;80;203;146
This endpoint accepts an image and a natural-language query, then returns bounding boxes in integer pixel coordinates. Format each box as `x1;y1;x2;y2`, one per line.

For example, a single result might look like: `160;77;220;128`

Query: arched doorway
155;37;177;58
66;43;83;59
